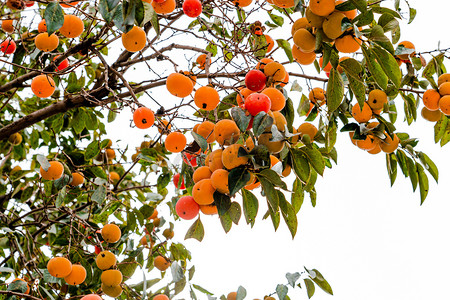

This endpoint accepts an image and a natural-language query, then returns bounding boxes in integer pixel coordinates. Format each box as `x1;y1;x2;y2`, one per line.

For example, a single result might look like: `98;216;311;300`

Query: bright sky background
101;0;450;299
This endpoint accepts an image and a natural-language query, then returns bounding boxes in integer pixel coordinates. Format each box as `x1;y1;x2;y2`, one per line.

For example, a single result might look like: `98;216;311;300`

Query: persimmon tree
0;0;448;299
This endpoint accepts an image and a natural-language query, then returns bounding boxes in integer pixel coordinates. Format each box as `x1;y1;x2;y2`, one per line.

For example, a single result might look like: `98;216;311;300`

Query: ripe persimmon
232;0;252;7
47;257;72;278
133;107;155;129
367;89;388;111
256;57;274;71
40;161;64;180
298;123;318;141
166;73;194;97
31;74;55;98
258;133;284;153
380;133;400;153
60;0;79;8
335;35;362;53
154;295;170;300
262;87;286;111
193;166;212;183
165;132;187;152
196;54;211;70
309;0;335;16
108;171;120;183
293;28;316;53
11;278;29;294
439;82;450;96
352;102;372;123
439;95;450;116
210;169;229;194
396;41;415;60
323;12;345;39
176;195;200;220
102;224;121;243
197;121;215;143
101;270;122;287
154;255;170;271
437;73;450;87
222;144;248;169
309;87;326;106
64;264;87;285
193;179;216;205
207;149;224;172
214;119;240;145
70;172;84;186
122;26;146;52
421;107;442;122
37;19;47;33
2;20;14;33
102;284;123;298
0;39;16;54
152;0;176;14
291;17;310;35
35;33;59;52
60;15;84;38
96;251;117;270
292;45;316;65
263;61;286;82
194;86;220;111
200;204;218;215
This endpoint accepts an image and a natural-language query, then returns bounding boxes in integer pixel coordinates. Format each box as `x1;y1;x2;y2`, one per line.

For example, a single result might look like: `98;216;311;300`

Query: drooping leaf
184;217;204;242
326;68;345;112
44;2;64;34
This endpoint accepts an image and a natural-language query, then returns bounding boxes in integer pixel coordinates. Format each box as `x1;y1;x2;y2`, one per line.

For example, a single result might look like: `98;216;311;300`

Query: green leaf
90;166;108;180
326;68;345;113
417;164;429;205
98;0;121;23
206;42;218;56
418;152;439;183
434;115;448;143
286;272;301;288
253;112;273;136
219;211;233;233
118;255;140;278
144;2;159;36
276;39;293;63
134;0;144;26
236;286;247;300
228;201;242;225
228;166;251;196
349;0;367;12
184;217;204;242
259;169;287;190
299;147;325;176
55;187;66;208
242;189;259;227
361;44;388;90
192;284;213;295
371;44;402;88
281;97;295;132
304;278;315;299
191;132;208;152
277;190;297;238
310;269;333;295
85;140;100;160
386;153;397;186
92;185;107;205
290;149;311;183
44;2;64;34
339;58;366;108
231;107;251;132
276;284;288;300
7;278;28;293
213;191;231;216
292;178;304;213
258;176;279;212
66;72;85;94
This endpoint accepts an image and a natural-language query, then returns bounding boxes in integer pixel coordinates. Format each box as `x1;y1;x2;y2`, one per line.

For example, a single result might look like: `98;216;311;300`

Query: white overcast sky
101;0;450;299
